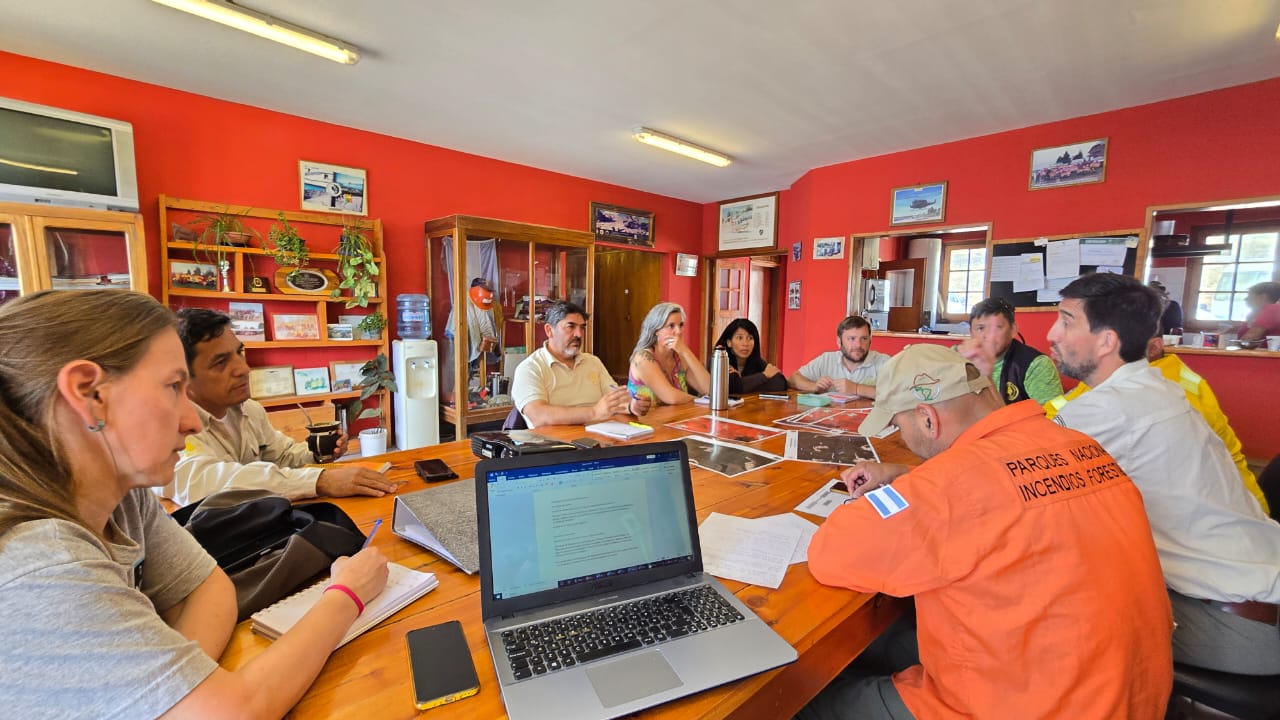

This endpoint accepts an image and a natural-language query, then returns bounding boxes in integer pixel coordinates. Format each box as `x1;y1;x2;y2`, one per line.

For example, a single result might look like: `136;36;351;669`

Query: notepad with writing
250;562;438;648
391;481;480;574
585;420;654;440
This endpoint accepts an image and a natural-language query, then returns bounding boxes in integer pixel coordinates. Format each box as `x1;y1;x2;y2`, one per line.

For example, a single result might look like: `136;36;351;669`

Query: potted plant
356;312;387;340
344;352;397;455
265;212;309;273
334;220;379;308
189;209;260;292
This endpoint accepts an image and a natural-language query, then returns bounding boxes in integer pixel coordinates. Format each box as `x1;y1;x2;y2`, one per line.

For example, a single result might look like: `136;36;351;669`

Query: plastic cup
1161;334;1178;347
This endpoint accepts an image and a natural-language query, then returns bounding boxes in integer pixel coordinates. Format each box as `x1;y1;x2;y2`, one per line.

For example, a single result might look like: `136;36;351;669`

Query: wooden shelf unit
159;195;391;441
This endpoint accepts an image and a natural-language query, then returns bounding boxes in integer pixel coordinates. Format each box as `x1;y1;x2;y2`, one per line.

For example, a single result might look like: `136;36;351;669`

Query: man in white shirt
511;301;650;428
162;309;396;505
789;315;890;397
1048;272;1280;675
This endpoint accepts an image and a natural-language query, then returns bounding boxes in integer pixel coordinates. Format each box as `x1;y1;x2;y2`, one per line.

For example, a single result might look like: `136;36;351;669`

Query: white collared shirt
796;350;890;386
1056;360;1280;603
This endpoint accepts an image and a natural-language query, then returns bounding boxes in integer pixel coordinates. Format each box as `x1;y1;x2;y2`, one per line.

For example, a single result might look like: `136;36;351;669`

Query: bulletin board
985;229;1145;311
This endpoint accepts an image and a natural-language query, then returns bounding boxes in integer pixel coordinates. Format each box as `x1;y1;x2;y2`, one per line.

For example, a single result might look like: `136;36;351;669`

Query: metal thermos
710;347;729;411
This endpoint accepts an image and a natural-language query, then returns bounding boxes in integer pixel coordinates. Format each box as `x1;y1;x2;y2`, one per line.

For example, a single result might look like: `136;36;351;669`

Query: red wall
0;52;705;349
768;77;1280;460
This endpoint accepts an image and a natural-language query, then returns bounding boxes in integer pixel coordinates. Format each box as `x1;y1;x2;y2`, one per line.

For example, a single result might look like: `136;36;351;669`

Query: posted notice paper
697;512;800;589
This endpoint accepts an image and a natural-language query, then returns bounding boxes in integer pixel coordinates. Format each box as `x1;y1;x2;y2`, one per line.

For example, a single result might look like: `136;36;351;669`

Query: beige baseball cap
858;344;993;436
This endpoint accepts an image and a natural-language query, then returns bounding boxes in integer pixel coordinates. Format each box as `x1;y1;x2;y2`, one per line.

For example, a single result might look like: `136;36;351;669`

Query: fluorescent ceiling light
151;0;360;65
633;127;732;167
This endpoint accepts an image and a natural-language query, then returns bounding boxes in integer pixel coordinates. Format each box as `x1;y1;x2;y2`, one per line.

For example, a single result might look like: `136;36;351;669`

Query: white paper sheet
1079;240;1128;266
697;512;800;589
754;513;820;564
1013;253;1045;292
990;255;1021;282
795;477;849;518
1035;276;1074;302
1045;238;1080;279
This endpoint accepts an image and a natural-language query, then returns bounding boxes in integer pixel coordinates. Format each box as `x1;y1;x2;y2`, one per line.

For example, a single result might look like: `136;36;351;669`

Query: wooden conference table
219;396;917;718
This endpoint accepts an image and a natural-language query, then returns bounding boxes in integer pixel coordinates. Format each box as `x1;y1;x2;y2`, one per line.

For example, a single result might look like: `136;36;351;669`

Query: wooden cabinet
160;195;389;439
424;215;595;438
0;201;147;308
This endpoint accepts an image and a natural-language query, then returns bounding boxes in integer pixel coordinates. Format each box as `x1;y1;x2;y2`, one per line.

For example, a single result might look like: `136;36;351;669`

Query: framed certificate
717;192;778;254
249;365;295;399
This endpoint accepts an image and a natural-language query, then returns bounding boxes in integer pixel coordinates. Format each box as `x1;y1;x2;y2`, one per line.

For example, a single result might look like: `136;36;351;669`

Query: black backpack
171;489;366;621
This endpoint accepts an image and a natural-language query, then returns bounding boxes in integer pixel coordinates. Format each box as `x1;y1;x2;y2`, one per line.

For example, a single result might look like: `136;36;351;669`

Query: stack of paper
697;512;819;589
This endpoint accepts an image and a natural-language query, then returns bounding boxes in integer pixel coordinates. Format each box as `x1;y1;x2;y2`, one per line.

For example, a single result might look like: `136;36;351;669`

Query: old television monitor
0;96;139;212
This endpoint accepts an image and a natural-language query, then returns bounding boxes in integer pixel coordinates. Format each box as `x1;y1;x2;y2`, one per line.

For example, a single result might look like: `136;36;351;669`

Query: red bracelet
324;583;364;614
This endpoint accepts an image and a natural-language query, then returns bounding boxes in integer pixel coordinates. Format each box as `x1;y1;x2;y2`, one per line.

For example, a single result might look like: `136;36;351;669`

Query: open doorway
707;255;782;363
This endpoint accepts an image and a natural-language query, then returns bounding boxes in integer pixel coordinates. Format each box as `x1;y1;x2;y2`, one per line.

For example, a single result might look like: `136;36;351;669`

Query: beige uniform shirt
160;399;321;505
512;344;615;428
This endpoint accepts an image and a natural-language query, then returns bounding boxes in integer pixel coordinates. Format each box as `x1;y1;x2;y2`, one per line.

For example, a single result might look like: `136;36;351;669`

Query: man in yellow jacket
1045;336;1268;515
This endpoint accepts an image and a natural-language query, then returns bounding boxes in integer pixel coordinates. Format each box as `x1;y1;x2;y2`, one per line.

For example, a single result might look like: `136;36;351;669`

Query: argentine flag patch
865;486;909;519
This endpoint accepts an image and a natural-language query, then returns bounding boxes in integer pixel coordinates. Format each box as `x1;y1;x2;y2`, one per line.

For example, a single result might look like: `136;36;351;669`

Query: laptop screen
485;448;695;601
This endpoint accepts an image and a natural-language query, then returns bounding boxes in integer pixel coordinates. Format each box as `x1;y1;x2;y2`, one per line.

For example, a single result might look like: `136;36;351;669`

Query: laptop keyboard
499;584;746;680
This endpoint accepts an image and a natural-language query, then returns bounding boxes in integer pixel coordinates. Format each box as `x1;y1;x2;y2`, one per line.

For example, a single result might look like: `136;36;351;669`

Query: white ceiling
3;0;1279;203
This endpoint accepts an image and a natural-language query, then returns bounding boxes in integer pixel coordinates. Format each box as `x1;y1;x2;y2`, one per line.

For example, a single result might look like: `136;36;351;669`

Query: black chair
1257;454;1280;522
502;406;527;431
1168;664;1280;720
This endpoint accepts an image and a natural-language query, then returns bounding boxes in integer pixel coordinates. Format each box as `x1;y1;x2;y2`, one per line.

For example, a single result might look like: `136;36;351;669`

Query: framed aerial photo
890;182;947;226
299;160;367;216
718;192;779;254
1029;138;1108;190
590;202;655;247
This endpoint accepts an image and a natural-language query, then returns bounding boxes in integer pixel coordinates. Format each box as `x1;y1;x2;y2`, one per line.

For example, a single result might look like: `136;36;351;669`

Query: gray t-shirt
796;350;891;386
0;488;220;719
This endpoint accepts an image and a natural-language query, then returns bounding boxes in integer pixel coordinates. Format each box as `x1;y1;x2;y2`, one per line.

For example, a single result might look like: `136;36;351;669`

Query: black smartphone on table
407;620;480;710
414;458;457;482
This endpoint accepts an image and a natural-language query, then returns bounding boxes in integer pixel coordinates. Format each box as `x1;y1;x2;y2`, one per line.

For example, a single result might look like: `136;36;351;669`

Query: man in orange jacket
799;344;1172;720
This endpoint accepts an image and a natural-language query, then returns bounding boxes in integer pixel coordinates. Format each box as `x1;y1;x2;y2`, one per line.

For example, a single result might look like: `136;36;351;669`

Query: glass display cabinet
424;215;594;438
0;201;147;308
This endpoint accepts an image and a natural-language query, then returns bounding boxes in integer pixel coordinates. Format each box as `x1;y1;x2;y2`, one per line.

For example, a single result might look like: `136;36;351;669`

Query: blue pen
362;518;383;549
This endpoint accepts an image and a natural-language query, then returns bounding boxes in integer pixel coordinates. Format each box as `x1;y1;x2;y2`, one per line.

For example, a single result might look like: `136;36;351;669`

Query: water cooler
392;339;439;450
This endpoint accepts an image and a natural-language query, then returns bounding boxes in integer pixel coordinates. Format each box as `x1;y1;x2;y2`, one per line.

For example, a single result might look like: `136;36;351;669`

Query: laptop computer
476;440;798;720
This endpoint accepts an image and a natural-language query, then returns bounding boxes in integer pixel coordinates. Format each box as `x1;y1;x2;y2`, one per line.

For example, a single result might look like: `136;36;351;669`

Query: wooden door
709;258;751;348
593;248;661;380
878;258;926;332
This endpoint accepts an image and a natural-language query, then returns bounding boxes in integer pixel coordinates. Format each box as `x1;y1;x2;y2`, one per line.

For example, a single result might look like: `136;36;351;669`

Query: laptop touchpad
585;650;683;708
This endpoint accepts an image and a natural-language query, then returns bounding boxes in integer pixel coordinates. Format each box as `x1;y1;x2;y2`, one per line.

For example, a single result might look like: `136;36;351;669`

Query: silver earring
87;419;106;432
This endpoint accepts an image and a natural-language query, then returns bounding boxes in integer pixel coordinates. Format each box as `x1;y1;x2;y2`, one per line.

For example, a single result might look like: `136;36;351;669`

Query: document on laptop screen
486;451;695;600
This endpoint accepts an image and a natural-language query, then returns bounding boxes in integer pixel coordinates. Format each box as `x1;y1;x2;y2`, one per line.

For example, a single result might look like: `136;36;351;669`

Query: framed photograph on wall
890;182;947;226
1028;138;1108;190
248;365;294;399
813;237;845;260
330;360;365;392
718;192;779;254
293;367;331;396
590;202;655;247
788;280;801;310
299;160;367;215
792;242;802;262
271;313;321;341
674;253;699;277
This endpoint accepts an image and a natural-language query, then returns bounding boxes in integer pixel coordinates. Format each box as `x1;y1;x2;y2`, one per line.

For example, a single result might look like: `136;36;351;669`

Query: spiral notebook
250;562;439;648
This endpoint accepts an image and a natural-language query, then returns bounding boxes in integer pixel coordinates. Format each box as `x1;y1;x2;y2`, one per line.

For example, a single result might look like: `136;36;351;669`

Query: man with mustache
512;301;650;428
162;309;396;505
1047;273;1280;675
789;315;890;398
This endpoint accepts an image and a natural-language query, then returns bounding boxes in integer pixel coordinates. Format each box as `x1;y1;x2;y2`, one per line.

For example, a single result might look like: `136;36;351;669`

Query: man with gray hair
512;301;650;428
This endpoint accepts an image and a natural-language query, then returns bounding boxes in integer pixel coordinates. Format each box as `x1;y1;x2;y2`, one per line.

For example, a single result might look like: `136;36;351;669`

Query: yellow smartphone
407;621;480;710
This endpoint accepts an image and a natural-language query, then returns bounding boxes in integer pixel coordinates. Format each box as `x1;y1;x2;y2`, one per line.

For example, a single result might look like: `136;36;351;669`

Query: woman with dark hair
712;319;787;394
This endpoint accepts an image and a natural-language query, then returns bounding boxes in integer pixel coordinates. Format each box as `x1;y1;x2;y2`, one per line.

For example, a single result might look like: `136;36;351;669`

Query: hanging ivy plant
334;220;379;307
